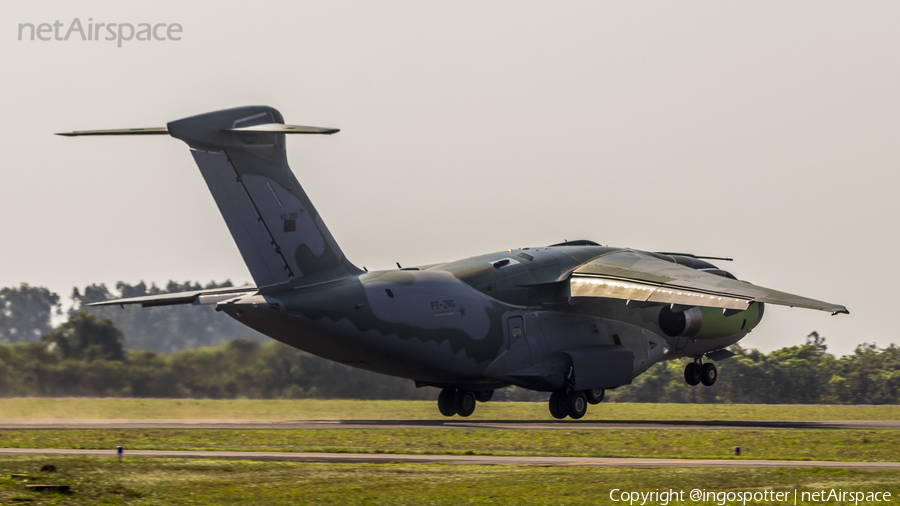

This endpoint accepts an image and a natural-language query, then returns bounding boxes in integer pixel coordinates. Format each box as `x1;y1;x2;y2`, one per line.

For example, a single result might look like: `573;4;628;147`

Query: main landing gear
684;358;717;386
548;388;605;420
437;388;494;417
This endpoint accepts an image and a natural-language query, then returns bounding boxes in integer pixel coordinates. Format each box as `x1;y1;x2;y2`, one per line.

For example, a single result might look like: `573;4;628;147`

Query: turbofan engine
658;302;765;339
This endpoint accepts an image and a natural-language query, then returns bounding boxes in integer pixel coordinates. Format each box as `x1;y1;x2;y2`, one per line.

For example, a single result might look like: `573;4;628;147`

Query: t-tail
59;106;363;289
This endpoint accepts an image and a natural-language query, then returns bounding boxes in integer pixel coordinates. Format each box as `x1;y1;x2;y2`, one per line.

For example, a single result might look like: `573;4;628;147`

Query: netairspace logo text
17;18;182;48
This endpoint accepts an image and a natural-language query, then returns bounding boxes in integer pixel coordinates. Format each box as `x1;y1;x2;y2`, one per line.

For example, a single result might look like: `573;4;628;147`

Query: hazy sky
2;1;897;356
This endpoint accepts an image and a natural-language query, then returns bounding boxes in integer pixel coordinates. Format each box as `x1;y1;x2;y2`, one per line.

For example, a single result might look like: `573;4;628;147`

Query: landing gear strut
684;359;717;387
437;388;494;417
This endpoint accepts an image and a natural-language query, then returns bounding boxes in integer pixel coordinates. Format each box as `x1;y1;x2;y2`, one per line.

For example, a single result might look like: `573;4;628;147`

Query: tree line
1;281;263;352
1;283;898;403
611;332;900;405
0;311;431;400
0;308;897;403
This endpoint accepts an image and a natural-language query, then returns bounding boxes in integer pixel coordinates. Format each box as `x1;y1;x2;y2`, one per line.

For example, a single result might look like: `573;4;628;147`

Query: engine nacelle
658;302;764;340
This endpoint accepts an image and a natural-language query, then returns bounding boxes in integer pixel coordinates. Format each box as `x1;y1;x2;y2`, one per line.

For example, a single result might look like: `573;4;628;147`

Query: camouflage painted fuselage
219;244;753;391
74;105;822;395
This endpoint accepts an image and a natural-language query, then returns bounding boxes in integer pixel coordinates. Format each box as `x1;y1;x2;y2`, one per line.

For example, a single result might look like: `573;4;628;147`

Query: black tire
437;388;457;417
700;362;718;386
548;390;568;419
455;390;477;417
566;391;588;419
474;390;494;403
684;362;701;386
585;388;605;405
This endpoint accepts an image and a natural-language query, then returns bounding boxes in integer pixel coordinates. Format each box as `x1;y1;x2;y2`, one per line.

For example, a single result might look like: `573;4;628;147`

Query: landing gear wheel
684;363;701;386
566;391;588;419
548;390;568;419
438;388;457;417
455;390;477;417
700;363;718;386
475;390;494;403
585;388;605;405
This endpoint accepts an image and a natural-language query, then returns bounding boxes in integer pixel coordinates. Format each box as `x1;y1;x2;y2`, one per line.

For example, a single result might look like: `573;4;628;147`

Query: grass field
0;456;898;505
2;401;898;504
0;428;898;462
2;398;900;421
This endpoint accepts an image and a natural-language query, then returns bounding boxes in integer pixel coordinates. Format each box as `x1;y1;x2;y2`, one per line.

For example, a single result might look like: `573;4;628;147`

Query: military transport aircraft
59;106;848;419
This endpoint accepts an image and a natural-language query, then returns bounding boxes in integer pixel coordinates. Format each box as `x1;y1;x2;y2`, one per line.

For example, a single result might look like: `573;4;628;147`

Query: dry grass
2;398;899;421
2;428;899;461
0;456;898;505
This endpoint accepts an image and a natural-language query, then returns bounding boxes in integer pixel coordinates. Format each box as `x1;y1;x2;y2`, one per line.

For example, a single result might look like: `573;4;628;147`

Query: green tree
72;280;263;352
0;284;61;343
41;312;125;361
806;331;827;354
838;343;900;404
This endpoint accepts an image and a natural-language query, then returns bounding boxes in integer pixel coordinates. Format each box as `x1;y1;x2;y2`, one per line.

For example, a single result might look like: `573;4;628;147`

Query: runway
0;447;897;470
1;419;898;430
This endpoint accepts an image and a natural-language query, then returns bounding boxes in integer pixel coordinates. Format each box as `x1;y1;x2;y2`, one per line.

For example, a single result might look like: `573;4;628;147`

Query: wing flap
570;251;848;315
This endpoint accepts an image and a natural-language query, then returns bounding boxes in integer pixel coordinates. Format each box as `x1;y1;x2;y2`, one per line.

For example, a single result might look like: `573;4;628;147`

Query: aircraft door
523;313;550;361
502;315;533;372
507;316;525;351
504;314;550;368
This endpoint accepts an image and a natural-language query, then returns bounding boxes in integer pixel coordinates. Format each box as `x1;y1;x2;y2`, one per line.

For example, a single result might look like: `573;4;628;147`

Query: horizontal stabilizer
55;127;169;137
56;124;339;137
60;105;358;289
87;285;257;308
227;123;339;135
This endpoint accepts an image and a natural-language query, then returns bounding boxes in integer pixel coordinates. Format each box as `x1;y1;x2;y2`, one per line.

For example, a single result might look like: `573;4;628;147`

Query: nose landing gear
684;359;717;387
700;362;718;386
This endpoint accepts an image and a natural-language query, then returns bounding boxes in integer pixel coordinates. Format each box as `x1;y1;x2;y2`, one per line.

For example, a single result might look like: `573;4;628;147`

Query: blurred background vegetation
0;282;897;403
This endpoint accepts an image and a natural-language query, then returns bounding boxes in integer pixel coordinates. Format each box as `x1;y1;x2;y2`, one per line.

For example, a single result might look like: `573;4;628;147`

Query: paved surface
0;447;897;470
1;419;899;430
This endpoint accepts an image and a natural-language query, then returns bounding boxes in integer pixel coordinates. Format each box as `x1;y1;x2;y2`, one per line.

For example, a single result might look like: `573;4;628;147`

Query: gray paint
83;106;849;413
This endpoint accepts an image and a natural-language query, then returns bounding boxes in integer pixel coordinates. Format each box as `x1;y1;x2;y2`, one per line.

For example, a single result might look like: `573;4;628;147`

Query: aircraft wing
570;250;848;315
87;285;257;308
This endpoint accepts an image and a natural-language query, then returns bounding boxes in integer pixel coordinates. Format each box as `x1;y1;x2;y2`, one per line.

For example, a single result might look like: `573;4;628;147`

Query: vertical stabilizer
166;106;360;288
